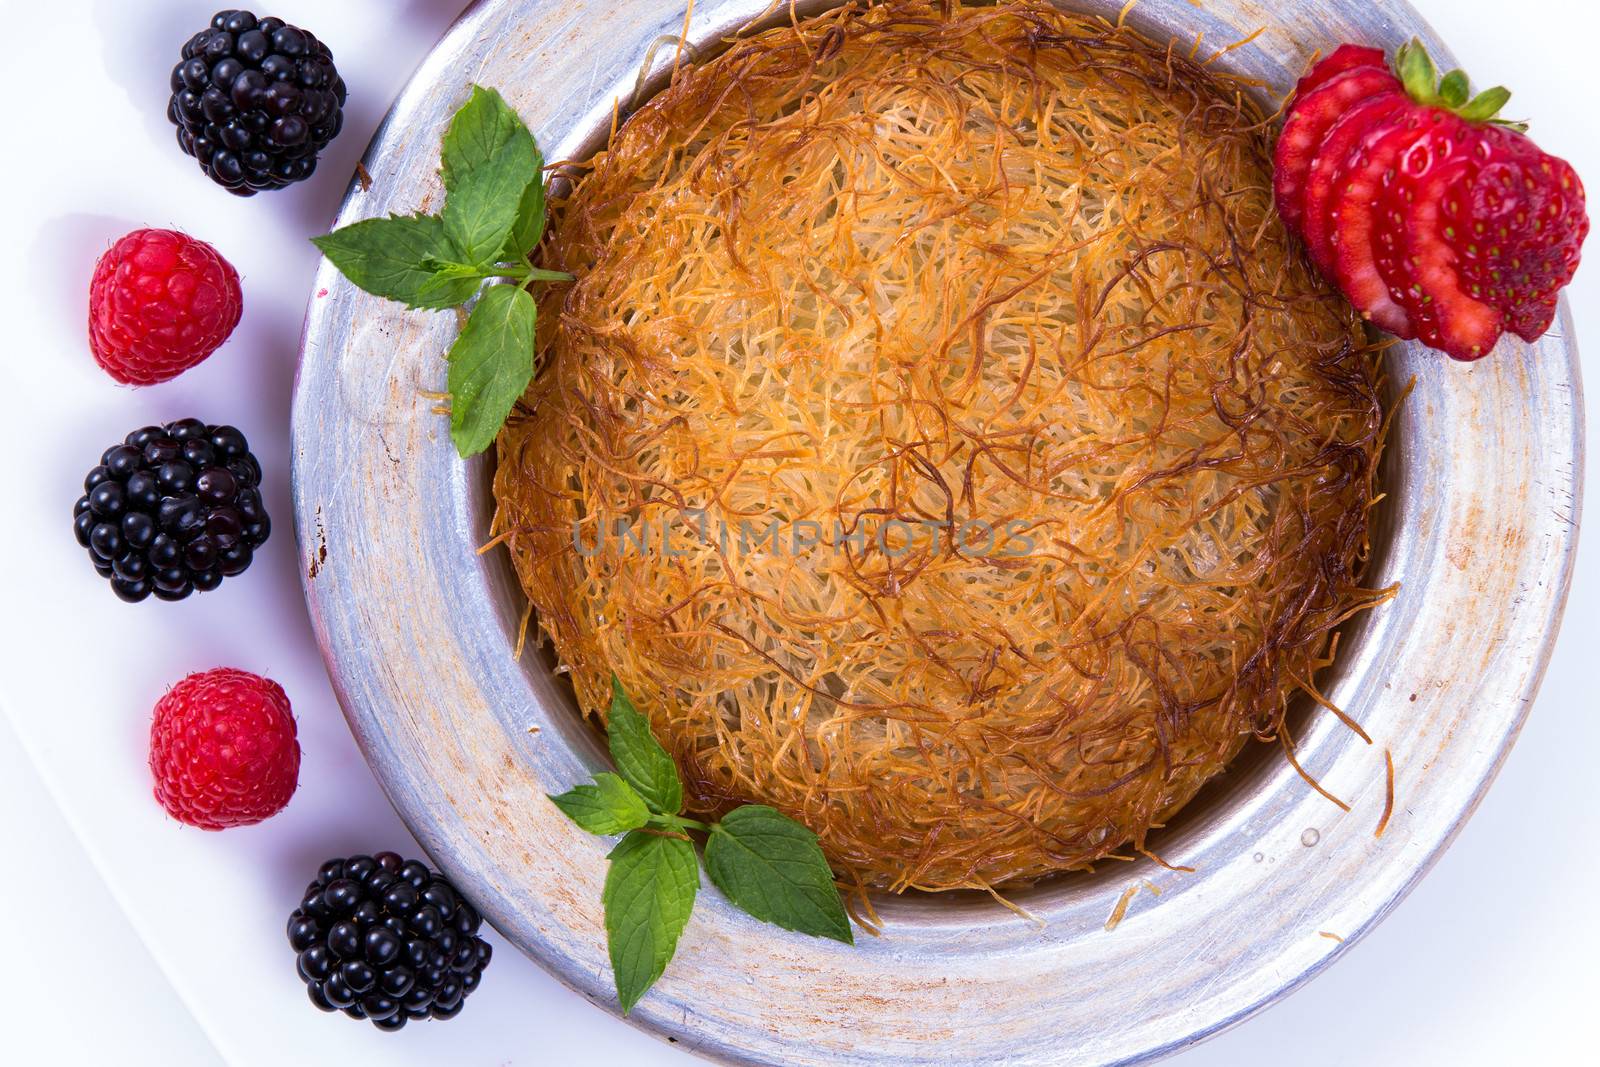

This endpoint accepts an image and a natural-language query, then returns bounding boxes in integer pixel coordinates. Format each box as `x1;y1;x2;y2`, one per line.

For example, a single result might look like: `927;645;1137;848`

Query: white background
0;1;1594;1064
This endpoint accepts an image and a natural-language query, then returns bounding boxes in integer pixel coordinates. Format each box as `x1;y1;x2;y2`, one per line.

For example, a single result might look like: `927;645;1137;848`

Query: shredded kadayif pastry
493;0;1387;892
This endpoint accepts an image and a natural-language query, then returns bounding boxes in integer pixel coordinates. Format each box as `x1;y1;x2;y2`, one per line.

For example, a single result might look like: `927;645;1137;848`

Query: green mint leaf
444;283;537;457
606;678;683;816
501;152;548;262
440;85;540;265
603;830;698;1014
549;773;651;836
704;805;852;944
311;214;482;310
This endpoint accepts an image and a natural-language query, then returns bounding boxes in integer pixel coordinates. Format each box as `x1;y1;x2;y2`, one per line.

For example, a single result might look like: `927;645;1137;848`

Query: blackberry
73;419;270;603
166;10;347;195
288;853;492;1031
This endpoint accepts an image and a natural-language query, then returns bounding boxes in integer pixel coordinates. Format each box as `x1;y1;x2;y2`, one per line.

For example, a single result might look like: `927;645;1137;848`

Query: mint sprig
549;678;854;1014
312;85;572;457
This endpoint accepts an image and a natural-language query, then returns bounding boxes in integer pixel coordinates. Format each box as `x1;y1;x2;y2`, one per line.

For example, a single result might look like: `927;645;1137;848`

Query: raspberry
150;668;300;829
88;229;243;385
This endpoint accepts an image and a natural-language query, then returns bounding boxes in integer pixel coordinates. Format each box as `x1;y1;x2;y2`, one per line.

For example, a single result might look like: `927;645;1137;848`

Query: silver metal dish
291;1;1585;1063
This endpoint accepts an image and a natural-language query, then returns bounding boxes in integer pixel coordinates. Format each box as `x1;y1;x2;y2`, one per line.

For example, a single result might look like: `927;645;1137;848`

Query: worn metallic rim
291;2;1584;1063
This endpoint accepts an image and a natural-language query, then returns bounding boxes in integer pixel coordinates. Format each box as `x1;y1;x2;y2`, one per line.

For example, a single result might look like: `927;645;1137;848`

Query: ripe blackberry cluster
73;419;270;603
289;854;492;1031
167;10;347;195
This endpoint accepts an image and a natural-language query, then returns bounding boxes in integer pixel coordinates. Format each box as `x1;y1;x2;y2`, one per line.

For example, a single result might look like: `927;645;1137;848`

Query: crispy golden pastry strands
493;0;1387;892
1104;883;1141;932
1376;747;1396;838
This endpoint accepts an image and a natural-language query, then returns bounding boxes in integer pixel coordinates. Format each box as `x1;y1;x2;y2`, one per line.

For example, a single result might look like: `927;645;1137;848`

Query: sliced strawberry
1292;44;1388;99
1300;91;1411;275
1446;126;1589;342
1274;65;1402;232
1274;37;1589;358
1378;115;1504;359
1330;110;1437;336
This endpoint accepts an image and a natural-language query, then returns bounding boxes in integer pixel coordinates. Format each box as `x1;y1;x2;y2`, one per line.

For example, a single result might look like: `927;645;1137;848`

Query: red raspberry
88;229;243;385
150;668;300;830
